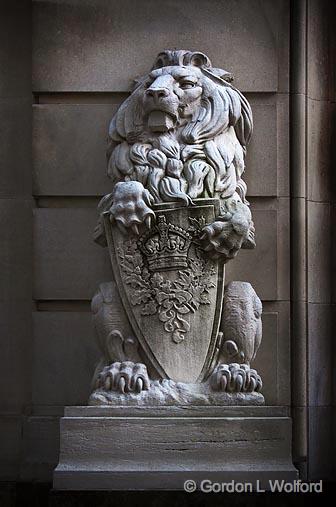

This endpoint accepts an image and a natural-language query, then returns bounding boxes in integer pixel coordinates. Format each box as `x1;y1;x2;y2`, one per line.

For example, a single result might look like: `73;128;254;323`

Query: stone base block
53;406;298;490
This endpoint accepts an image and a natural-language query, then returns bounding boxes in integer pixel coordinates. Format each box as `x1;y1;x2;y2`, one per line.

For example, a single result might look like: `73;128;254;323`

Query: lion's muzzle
145;87;169;101
143;75;179;131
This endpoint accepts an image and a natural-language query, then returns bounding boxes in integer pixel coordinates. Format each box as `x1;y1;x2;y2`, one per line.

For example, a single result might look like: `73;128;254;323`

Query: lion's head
107;50;253;205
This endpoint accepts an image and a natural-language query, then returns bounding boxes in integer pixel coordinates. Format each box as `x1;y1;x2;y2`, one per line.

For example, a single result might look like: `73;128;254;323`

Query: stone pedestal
53;406;298;490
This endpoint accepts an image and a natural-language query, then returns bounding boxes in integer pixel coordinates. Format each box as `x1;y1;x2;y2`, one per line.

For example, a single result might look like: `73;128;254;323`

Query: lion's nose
145;88;169;100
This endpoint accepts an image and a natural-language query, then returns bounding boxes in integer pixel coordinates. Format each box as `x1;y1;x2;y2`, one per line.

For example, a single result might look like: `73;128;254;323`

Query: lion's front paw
199;194;255;261
110;181;155;235
96;361;150;394
199;215;248;262
210;363;262;393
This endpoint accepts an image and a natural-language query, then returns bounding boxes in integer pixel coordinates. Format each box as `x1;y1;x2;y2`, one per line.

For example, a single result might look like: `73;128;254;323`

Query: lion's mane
106;50;253;206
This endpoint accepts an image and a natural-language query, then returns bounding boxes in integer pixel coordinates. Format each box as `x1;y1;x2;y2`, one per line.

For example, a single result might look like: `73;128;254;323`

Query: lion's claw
199;208;253;261
210;363;262;393
199;194;254;261
96;361;150;394
109;181;155;235
200;219;246;261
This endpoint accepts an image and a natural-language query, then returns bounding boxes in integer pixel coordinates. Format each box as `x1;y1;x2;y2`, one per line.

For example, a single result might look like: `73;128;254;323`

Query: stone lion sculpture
94;49;255;259
90;50;263;405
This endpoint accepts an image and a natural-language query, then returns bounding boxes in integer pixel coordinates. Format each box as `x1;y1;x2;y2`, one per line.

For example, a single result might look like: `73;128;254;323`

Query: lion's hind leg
90;281;150;400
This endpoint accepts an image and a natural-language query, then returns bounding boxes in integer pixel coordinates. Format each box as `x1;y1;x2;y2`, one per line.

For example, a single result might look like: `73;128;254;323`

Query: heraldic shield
103;198;225;384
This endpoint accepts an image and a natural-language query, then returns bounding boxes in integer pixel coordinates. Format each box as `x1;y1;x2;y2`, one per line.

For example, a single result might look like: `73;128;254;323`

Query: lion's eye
180;81;196;89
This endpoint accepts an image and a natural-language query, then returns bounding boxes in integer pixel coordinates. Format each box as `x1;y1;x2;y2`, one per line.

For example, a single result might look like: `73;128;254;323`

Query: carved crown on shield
138;215;192;272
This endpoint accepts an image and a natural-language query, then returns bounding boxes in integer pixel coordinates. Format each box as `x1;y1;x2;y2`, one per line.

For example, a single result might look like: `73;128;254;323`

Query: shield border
103;198;225;382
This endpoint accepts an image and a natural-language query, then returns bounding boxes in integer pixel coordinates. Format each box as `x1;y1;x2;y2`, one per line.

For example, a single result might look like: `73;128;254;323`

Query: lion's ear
152;50;213;69
188;51;212;68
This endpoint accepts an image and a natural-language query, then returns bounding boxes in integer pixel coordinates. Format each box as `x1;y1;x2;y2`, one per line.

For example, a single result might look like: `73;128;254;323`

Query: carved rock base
54;406;298;490
89;378;264;406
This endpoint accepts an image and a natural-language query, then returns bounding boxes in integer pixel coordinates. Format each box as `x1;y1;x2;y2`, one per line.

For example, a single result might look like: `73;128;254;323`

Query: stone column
291;0;335;480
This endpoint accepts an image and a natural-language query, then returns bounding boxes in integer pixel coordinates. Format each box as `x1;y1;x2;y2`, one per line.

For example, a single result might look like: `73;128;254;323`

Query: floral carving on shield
117;217;216;343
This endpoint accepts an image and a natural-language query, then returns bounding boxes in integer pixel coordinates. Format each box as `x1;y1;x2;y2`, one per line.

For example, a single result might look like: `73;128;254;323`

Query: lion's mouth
146;110;177;132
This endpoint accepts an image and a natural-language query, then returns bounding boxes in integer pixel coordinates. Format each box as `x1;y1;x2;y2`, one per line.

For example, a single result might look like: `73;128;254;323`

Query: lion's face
107;51;253;205
142;66;204;131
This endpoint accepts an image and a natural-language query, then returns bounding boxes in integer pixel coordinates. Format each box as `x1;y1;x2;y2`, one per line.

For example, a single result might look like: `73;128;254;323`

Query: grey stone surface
218;282;262;366
32;312;100;406
0;301;32;412
253;302;291;406
291;301;307;408
291;94;307;199
66;405;289;417
307;201;331;303
276;93;290;197
270;302;291;405
0;200;32;412
86;50;266;410
21;416;60;481
33;208;111;300
0;416;22;480
0;2;31;98
33;0;287;93
291;198;307;302
245;103;277;196
32;61;296;494
0;199;32;300
334;307;336;405
308;303;332;406
308;406;334;480
275;0;290;94
30;308;285;407
307;0;330;100
33;104;117;196
90;380;264;407
32;100;281;198
54;407;297;490
7;0;336;487
0;0;32;483
34;206;281;301
307;98;331;202
254;315;278;404
226;208;278;300
333;204;336;305
0;98;32;198
291;406;307;476
30;307;284;406
290;1;334;481
276;197;291;301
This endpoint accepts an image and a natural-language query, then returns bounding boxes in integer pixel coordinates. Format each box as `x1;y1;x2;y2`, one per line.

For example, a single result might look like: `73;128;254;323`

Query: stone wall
0;0;32;481
28;0;291;480
0;0;334;482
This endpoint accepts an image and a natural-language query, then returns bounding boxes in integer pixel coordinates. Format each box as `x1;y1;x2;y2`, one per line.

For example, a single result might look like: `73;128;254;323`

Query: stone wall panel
33;0;288;93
